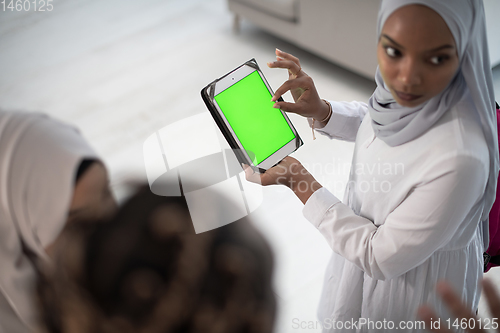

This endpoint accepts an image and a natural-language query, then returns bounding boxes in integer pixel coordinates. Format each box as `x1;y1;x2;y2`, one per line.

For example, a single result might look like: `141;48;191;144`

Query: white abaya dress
303;91;488;332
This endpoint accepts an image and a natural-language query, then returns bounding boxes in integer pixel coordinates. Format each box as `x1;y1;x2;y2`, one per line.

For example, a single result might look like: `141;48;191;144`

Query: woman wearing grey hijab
0;111;116;332
244;0;498;331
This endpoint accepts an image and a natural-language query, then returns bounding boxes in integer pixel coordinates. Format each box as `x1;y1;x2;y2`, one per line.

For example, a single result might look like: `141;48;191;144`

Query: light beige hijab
0;111;98;331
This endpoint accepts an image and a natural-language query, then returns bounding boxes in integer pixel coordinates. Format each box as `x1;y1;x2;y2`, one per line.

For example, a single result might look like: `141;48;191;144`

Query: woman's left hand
242;156;322;204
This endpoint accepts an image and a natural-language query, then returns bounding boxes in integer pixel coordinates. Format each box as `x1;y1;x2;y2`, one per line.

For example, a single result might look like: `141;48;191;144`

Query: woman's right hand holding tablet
268;49;331;125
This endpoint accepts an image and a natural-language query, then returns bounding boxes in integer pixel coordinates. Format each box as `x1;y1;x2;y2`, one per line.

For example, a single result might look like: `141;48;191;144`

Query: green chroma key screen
214;70;296;165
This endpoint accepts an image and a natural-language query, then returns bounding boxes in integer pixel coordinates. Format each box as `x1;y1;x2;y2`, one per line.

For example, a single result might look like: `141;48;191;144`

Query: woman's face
67;162;117;223
45;162;117;257
377;5;459;107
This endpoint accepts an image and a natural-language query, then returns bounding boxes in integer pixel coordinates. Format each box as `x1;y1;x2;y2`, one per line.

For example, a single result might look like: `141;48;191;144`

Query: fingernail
272;103;279;108
271;97;276;102
276;48;282;53
267;62;272;67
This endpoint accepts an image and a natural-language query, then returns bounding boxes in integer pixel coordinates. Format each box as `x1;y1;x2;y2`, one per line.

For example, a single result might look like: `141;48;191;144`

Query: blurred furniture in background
229;0;500;80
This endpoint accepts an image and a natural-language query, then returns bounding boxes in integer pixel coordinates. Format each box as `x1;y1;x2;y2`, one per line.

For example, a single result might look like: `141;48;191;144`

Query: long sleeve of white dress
303;155;487;280
305;99;488;280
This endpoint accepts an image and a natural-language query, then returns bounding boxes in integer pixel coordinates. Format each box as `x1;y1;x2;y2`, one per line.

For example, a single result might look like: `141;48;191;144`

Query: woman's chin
394;96;427;108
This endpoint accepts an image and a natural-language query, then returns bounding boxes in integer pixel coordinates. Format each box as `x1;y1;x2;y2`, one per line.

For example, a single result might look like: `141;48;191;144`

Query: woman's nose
397;58;422;87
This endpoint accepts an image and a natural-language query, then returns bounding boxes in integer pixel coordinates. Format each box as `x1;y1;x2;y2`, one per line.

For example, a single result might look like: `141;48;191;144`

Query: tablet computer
201;59;303;173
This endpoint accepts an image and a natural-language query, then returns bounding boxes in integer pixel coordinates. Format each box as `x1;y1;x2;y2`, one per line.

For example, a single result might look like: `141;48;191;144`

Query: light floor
1;1;499;332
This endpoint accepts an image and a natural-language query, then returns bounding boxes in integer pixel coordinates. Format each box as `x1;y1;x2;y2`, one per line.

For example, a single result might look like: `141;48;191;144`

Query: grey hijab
368;0;499;248
0;111;98;331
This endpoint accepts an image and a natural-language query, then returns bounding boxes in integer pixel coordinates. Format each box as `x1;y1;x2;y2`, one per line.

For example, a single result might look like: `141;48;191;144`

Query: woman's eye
385;46;398;58
430;55;448;65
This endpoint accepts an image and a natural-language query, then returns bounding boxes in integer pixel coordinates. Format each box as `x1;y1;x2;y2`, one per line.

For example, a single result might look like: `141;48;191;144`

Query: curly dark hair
37;185;276;333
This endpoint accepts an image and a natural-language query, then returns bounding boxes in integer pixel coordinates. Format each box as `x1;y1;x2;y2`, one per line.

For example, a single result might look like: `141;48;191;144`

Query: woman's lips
395;90;423;102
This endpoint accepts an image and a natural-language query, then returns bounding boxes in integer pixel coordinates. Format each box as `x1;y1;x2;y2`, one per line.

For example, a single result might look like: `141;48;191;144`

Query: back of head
38;185;276;333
